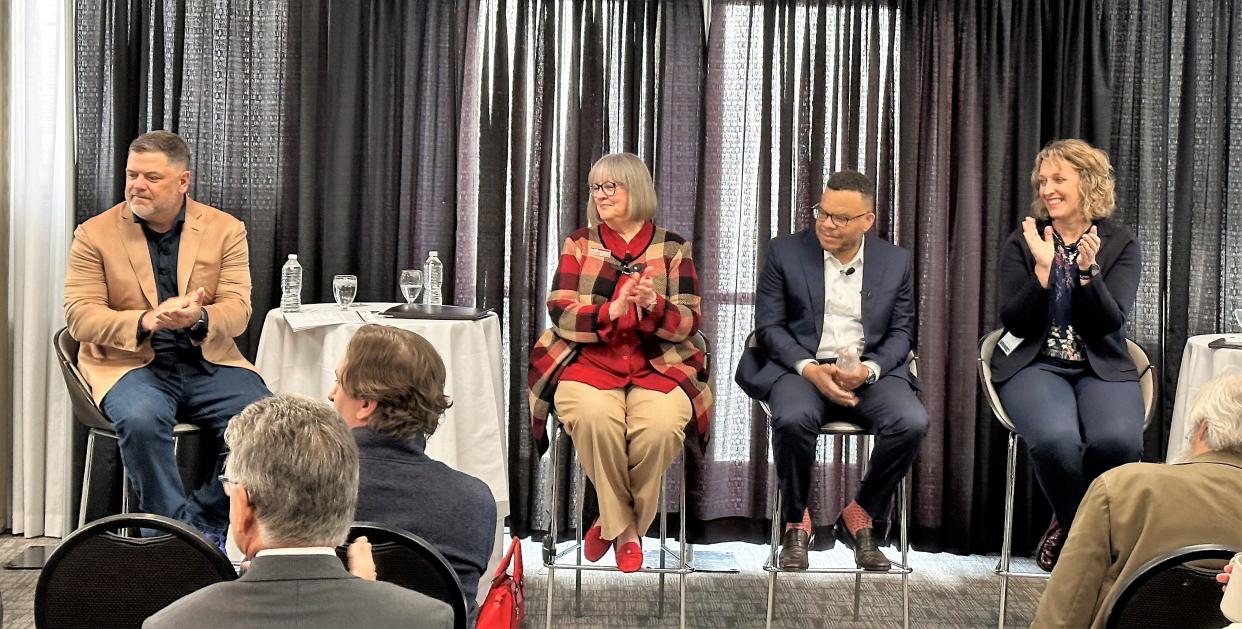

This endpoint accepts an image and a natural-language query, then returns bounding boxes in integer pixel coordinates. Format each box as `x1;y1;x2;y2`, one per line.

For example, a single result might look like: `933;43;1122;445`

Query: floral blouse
1040;233;1086;362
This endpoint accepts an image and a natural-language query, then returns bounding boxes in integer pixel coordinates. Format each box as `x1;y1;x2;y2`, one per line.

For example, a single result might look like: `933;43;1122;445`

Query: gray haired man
144;394;453;629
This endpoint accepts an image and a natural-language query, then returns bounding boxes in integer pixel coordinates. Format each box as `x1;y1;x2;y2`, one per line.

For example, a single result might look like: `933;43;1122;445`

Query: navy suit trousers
995;359;1142;527
768;372;928;524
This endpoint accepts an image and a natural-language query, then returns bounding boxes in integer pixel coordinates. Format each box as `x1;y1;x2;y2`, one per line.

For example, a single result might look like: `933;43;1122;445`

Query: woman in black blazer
990;139;1143;572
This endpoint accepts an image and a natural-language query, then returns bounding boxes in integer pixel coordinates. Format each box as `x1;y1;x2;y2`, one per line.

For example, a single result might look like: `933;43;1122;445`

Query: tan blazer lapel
119;204;160;307
178;199;205;294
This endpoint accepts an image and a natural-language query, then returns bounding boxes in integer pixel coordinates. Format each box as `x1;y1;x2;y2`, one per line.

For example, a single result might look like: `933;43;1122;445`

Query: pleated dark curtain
897;0;1112;554
71;0;1242;555
76;0;294;355
480;0;709;540
691;0;900;545
899;0;1242;554
74;0;466;357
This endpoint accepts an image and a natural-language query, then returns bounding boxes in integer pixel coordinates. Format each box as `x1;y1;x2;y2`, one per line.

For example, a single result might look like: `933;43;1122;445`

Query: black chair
336;521;469;629
1101;544;1236;629
35;513;236;629
54;327;215;528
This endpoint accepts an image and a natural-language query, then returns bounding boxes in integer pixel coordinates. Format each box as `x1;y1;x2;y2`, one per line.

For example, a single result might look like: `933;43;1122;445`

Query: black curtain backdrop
898;0;1114;554
72;0;1242;555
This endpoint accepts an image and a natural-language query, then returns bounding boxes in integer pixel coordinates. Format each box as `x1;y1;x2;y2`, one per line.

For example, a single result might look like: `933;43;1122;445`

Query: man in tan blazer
1033;373;1242;628
64;130;269;541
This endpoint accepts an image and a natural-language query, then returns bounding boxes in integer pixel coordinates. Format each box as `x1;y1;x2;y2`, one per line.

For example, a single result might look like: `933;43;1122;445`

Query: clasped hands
141;287;206;332
607;268;657;321
802;361;870;407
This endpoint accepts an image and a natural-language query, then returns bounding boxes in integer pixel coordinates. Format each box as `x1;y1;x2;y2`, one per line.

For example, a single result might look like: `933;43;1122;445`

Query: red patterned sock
785;509;814;532
842;501;872;536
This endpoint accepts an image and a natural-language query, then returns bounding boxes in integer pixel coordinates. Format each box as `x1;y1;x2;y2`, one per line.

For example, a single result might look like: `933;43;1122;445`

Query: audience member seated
144;394;452;629
1032;373;1242;628
63;130;270;541
990;139;1144;571
330;324;496;621
527;152;712;573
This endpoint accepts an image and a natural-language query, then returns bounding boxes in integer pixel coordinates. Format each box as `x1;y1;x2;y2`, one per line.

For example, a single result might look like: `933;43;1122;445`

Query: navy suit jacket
735;230;918;400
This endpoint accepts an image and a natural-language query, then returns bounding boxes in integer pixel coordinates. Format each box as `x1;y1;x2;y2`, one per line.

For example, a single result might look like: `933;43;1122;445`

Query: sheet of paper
283;309;365;332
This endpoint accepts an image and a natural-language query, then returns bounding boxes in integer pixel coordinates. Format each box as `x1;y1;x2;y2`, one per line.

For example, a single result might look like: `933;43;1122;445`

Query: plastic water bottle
280;254;302;313
837;346;860;374
424;250;444;306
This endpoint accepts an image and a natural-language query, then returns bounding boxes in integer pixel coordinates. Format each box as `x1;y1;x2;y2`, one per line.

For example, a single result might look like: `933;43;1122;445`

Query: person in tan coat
63;130;269;540
1032;373;1242;628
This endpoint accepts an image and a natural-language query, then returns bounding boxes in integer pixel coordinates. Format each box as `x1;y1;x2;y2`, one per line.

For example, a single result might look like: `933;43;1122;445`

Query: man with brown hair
64;130;269;540
330;324;496;622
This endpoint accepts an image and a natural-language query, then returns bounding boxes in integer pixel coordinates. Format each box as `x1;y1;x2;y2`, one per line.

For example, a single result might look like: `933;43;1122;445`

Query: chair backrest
35;513;236;629
53;327;112;431
977;329;1015;432
1102;544;1236;629
979;329;1156;433
336;521;468;629
691;329;712;376
1125;339;1157;431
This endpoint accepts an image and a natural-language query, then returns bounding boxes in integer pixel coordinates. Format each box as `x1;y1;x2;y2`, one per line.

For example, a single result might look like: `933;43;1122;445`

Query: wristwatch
190;308;208;335
1078;263;1101;280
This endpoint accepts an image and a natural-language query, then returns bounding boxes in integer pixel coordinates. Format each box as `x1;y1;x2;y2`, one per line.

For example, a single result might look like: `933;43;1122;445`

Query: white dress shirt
794;239;881;381
255;546;337;557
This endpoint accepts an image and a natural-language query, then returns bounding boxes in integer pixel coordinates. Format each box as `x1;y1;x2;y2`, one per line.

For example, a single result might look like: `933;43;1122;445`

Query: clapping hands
142;287;205;332
607;268;656;321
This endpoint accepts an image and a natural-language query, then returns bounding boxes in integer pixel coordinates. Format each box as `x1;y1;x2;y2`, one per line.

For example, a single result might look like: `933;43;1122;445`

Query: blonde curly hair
1029;139;1115;221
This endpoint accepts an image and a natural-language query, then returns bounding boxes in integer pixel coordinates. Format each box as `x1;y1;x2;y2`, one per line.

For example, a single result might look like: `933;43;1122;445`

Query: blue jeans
100;353;269;535
996;358;1143;527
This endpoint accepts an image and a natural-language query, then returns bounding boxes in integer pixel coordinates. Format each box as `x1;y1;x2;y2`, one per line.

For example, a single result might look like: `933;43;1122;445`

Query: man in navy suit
735;170;927;572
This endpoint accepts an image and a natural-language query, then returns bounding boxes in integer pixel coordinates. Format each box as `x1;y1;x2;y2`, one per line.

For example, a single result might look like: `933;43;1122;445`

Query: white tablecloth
252;304;509;601
1168;333;1242;460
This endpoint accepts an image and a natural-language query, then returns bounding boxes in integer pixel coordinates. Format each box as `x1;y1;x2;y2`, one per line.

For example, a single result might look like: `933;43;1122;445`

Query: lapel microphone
840;267;856;276
618;253;645;276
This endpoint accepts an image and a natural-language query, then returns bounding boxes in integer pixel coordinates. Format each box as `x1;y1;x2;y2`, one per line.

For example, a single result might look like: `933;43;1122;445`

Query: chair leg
997;432;1019;629
766;481;782;629
901;473;911;629
545;421;561;629
573;449;585;617
851;434;869;621
658;467;668;618
678;457;688;629
78;430;98;529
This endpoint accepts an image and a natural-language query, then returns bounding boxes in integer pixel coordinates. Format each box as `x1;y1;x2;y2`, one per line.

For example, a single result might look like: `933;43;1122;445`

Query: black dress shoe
778;528;811;571
834;515;892;571
1037;520;1066;572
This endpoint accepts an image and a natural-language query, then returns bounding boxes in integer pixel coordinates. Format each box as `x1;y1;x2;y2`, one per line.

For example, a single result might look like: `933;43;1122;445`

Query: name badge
589;247;611;259
997;331;1023;356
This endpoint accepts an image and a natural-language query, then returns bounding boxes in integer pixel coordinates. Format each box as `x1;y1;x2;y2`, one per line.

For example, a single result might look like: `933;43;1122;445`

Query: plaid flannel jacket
527;224;713;453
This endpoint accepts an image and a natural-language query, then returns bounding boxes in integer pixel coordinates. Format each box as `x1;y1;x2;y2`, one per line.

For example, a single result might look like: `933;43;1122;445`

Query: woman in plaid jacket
528;152;712;573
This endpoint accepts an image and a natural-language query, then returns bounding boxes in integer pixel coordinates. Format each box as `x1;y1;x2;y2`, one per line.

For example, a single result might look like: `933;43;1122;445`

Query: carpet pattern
0;535;1044;628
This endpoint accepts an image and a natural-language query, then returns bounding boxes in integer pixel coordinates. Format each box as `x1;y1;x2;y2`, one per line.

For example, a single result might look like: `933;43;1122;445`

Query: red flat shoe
616;540;643;573
584;522;611;562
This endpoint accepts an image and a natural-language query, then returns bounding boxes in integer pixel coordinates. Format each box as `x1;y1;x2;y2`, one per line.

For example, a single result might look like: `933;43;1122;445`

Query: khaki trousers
554;381;692;541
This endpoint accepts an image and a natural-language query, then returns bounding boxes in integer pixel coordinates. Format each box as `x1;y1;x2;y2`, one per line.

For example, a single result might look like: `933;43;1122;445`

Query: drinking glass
399;269;423;304
332;275;358;310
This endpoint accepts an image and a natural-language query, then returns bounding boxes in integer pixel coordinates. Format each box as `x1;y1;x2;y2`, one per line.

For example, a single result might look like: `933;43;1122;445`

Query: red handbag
477;536;525;629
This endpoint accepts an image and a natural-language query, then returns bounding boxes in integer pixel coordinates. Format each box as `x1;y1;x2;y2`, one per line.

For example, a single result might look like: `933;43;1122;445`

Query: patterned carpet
0;534;1045;628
